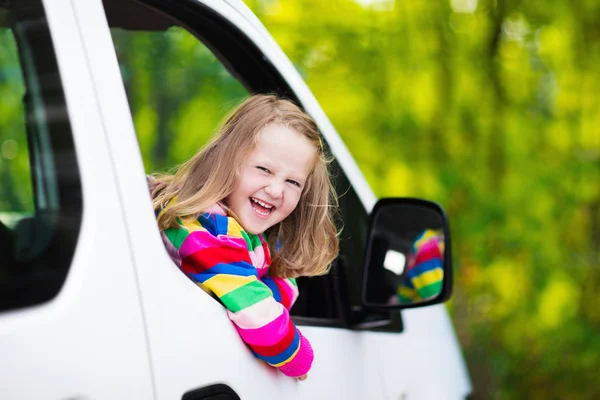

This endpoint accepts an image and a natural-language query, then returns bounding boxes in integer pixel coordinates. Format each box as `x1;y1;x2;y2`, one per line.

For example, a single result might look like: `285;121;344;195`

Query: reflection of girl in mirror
396;229;444;303
149;95;339;381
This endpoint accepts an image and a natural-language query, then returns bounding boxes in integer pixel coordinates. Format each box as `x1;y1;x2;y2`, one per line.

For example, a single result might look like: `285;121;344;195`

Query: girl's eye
256;166;270;174
287;179;301;188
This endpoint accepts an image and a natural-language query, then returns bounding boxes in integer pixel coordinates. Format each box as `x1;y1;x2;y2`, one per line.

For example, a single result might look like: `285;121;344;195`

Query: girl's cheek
290;193;302;210
248;169;265;184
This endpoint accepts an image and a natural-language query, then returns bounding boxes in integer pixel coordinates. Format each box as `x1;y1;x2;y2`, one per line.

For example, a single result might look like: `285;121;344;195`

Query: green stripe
240;231;262;251
220;280;272;312
416;280;443;299
248;233;262;251
240;230;252;250
288;278;297;287
164;227;189;250
398;294;415;303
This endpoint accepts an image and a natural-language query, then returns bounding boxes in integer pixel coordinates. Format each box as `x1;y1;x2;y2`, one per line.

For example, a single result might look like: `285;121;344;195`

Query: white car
0;0;472;398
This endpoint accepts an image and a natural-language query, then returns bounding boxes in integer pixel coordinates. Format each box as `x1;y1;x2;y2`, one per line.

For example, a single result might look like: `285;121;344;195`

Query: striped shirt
159;204;313;377
397;229;444;303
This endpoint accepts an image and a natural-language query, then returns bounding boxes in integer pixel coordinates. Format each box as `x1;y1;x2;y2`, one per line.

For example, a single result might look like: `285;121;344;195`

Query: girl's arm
165;225;313;378
260;276;299;311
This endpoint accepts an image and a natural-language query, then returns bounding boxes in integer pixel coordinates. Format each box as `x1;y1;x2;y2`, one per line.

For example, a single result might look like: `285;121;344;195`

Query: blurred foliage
0;29;33;215
1;0;598;398
110;28;248;172
242;0;600;398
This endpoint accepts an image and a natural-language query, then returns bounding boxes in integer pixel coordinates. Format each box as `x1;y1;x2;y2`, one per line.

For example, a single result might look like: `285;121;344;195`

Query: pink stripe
180;230;247;259
288;281;299;305
278;334;314;377
235;308;289;347
259;234;271;265
248;246;266;269
277;279;297;303
256;265;270;278
227;298;284;329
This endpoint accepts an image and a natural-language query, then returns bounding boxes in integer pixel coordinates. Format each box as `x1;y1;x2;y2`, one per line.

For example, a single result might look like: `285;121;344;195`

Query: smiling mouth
250;197;276;217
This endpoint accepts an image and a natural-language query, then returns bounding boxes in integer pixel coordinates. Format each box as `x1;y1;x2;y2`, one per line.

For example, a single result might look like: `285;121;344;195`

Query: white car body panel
0;0;154;398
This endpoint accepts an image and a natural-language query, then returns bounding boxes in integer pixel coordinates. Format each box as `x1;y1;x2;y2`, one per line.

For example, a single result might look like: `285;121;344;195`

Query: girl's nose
265;180;283;199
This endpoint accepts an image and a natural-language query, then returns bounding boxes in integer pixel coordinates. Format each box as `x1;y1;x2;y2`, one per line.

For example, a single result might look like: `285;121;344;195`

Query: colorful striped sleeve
260;276;299;311
164;217;313;377
397;230;444;302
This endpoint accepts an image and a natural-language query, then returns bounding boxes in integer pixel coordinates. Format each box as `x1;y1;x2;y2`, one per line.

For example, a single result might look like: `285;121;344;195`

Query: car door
71;0;387;398
0;0;153;398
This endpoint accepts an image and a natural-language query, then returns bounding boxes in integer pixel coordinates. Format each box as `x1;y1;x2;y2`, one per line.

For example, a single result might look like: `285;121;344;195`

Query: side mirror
361;198;453;310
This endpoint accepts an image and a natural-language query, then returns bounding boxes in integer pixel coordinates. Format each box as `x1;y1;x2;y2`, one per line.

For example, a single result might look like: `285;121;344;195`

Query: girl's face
227;124;316;235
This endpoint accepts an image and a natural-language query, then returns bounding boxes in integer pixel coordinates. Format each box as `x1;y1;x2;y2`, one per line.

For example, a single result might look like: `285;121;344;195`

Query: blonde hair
152;94;339;278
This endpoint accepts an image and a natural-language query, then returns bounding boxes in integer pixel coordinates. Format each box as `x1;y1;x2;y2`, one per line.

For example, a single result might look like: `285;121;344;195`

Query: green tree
244;0;600;398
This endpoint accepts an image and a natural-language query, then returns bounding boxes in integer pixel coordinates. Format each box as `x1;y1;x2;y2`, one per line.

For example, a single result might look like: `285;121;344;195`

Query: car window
102;0;374;325
106;10;248;172
0;0;82;312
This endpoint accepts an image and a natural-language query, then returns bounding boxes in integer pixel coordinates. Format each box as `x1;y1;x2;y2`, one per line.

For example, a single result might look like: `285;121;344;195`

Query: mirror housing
361;198;453;310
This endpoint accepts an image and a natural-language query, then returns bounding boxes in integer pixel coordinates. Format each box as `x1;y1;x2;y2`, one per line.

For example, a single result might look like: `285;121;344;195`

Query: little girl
150;94;339;380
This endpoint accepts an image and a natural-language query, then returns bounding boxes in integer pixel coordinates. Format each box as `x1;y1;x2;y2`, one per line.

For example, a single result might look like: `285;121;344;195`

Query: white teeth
251;198;273;209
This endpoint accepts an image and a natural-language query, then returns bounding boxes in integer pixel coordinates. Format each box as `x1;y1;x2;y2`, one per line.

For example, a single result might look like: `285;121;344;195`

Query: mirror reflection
365;204;446;307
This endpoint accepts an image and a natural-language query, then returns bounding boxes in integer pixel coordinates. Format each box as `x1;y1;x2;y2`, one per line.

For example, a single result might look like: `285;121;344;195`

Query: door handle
182;383;241;400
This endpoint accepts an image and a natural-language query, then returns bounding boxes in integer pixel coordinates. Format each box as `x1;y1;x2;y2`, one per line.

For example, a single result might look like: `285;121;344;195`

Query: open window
100;0;389;328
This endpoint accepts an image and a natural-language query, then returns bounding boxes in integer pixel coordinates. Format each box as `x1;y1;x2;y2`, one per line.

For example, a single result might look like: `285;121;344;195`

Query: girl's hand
297;374;308;381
